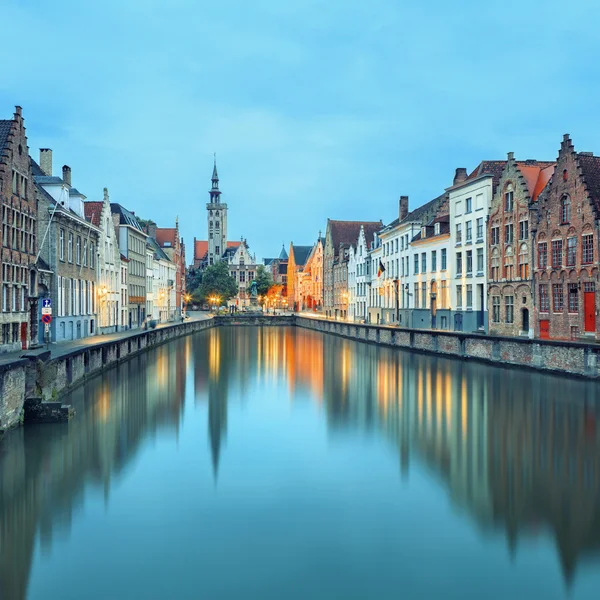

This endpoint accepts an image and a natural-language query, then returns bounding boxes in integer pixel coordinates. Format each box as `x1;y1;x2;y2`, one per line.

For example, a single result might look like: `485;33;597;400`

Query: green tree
198;261;238;304
255;264;273;296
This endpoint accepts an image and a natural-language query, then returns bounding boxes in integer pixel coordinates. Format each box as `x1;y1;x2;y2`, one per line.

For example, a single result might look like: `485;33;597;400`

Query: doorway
454;313;463;332
430;282;437;329
521;308;529;334
540;319;550;339
584;291;596;332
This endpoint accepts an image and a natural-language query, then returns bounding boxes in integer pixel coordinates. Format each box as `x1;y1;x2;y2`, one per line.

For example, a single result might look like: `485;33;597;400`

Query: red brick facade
0;107;38;351
532;135;600;340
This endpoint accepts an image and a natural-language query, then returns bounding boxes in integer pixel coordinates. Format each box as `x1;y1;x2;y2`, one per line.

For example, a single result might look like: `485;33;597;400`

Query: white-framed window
59;229;65;260
83;239;88;266
68;233;73;262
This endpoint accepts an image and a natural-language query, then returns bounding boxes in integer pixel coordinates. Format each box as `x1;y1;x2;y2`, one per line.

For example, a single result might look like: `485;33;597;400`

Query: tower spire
211;153;219;190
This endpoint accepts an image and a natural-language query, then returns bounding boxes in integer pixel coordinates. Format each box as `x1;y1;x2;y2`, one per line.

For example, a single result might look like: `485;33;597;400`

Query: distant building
269;245;289;296
0;107;39;351
298;235;324;311
287;243;313;311
224;238;259;307
155;220;185;318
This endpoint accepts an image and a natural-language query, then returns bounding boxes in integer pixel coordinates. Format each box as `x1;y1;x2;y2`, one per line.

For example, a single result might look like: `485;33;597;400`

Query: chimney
62;165;72;187
14;106;22;117
507;151;514;161
146;221;157;240
40;148;52;176
453;168;468;185
399;195;409;221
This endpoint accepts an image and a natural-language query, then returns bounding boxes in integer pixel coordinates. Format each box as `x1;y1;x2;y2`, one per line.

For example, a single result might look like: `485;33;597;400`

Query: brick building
287;243;313;311
487;154;554;337
0;107;38;352
533;135;600;340
155;219;186;318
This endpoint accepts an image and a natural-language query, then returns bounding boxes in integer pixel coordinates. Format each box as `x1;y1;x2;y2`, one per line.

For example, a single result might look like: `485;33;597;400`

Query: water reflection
0;326;599;599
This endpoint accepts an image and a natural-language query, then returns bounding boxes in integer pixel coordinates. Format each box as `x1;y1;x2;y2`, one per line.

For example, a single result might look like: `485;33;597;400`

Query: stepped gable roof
84;201;103;226
0;120;12;153
329;220;382;252
147;235;170;262
110;203;144;231
577;153;600;210
291;245;313;267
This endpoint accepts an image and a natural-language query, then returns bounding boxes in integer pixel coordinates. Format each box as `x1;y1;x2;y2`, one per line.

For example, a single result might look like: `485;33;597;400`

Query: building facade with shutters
34;152;100;343
0;107;38;352
532;135;600;340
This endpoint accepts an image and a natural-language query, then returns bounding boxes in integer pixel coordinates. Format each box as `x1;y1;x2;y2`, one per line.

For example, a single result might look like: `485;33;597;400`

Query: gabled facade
85;187;121;333
156;220;185;318
287;243;313;311
298;236;324;311
0;107;38;352
324;219;382;319
532;135;600;340
225;239;258;306
487;155;554;337
34;152;100;343
448;162;506;332
146;234;176;322
348;225;374;322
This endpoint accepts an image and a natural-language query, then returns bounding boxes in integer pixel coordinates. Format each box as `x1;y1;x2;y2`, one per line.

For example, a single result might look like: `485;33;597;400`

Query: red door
584;292;596;332
540;320;550;339
20;322;28;350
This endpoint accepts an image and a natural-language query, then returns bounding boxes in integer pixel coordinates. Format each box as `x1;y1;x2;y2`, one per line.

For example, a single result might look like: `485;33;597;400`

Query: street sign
42;298;52;309
42;307;52;315
42;314;52;324
44;323;50;333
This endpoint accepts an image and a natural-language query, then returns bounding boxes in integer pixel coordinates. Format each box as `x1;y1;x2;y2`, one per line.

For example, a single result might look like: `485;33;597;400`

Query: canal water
1;326;599;600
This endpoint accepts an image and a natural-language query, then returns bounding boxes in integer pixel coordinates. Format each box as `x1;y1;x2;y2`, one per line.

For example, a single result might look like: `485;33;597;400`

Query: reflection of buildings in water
0;340;187;600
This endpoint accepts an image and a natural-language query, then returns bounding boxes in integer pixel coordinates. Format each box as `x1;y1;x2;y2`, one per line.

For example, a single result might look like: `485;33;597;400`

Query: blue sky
2;0;600;262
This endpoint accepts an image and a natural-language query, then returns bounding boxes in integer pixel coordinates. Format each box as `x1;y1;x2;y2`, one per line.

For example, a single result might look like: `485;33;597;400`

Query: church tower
206;154;228;266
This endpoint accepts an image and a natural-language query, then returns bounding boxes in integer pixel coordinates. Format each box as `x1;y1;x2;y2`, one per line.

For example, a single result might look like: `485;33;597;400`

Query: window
504;224;514;244
83;240;88;266
466;284;473;309
519;220;528;240
582;234;593;264
90;243;95;268
431;250;437;272
561;195;571;224
440;280;447;309
518;246;528;279
68;233;73;262
455;201;462;216
505;296;514;323
215;221;220;229
434;222;440;235
414;283;419;307
465;197;472;213
492;296;500;322
456;284;463;308
568;283;578;313
466;221;472;242
491;251;500;281
414;254;419;275
456;252;463;276
456;223;462;243
477;247;484;274
59;229;65;260
491;226;499;245
552;284;564;312
466;250;473;275
538;242;548;268
505;190;514;212
566;237;577;266
441;249;447;270
539;284;549;312
421;252;427;273
216;245;220;256
421;282;427;309
551;240;563;268
476;218;483;241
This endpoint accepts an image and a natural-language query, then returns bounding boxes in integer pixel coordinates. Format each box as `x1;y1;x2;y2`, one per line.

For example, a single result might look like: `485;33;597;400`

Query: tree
198;261;238;304
255;264;273;296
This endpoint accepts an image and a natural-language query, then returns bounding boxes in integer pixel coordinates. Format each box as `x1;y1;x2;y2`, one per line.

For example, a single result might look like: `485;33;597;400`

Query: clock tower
206;154;228;266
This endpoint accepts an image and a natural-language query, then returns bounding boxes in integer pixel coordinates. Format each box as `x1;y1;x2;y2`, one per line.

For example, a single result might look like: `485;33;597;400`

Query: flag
377;260;385;278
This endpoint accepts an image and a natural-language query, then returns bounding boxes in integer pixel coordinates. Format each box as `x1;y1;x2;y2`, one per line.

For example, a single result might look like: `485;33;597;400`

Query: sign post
42;299;52;351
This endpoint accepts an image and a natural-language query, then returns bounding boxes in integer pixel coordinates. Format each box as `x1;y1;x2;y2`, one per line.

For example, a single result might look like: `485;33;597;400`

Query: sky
2;0;600;262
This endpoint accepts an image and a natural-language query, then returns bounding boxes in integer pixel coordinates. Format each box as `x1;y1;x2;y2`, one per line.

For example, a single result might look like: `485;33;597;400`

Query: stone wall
296;317;600;379
0;361;27;431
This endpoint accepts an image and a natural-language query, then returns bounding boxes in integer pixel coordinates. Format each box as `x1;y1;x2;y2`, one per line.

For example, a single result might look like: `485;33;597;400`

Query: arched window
561;195;571;224
518;244;528;279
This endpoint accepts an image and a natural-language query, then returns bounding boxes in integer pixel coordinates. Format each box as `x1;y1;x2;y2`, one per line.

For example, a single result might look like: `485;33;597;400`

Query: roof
0;119;13;153
328;220;383;253
222;246;237;259
263;258;274;266
578;153;600;210
279;246;288;260
69;187;85;197
84;201;103;226
36;256;52;272
110;203;144;231
120;253;129;262
147;235;171;262
156;227;176;247
194;240;208;261
465;160;507;193
291;245;313;267
411;214;450;242
514;161;555;201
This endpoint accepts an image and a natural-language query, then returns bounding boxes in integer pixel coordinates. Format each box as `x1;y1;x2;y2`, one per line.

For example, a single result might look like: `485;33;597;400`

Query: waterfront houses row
284;134;599;341
0;106;186;353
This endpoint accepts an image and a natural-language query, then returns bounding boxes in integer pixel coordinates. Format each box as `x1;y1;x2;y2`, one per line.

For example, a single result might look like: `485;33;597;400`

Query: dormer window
421;226;426;238
434;222;440;235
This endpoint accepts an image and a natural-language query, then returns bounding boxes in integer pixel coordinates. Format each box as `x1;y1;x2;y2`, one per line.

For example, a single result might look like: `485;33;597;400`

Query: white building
349;225;376;322
224;239;258;307
448;163;505;332
147;236;176;322
84;188;121;333
119;254;128;330
146;244;154;324
367;235;383;324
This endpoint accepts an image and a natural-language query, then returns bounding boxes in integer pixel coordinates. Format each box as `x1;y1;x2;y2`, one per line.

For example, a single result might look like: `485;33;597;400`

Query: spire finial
176;215;179;228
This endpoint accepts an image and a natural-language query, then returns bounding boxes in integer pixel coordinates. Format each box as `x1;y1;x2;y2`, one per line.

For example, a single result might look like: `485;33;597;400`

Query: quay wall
295;317;600;380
